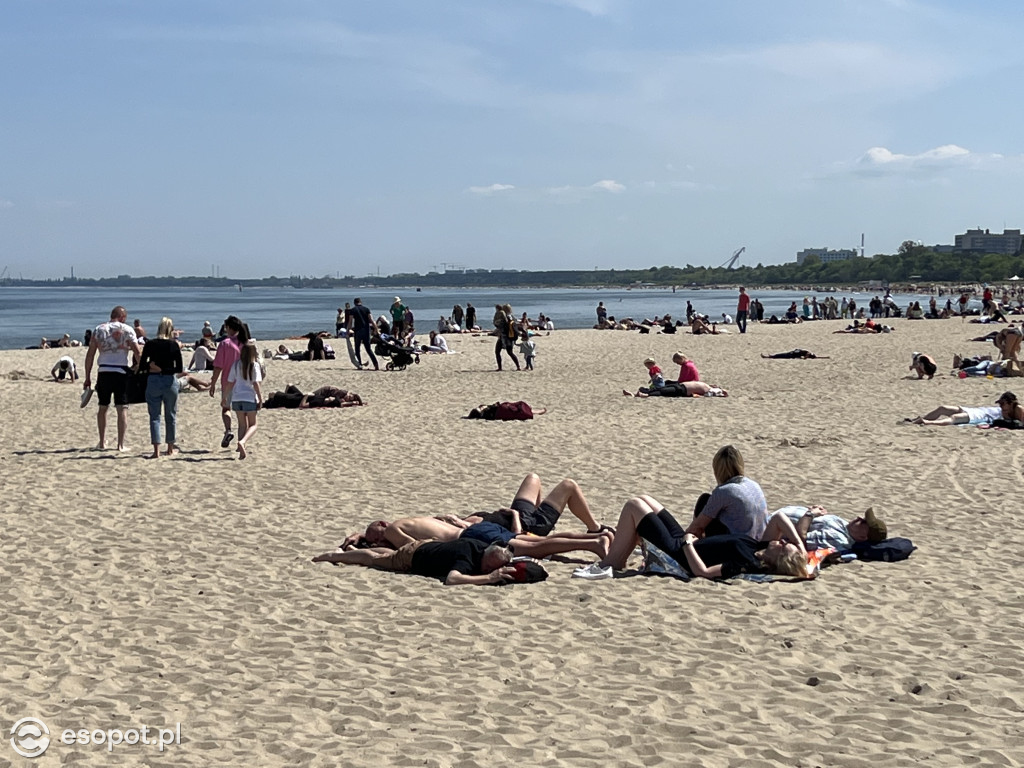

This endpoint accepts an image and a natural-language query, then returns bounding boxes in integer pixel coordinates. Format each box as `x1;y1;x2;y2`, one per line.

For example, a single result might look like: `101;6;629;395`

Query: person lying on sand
775;505;888;552
622;380;727;398
904;392;1014;425
760;349;828;359
571;495;808;581
339;474;611;551
263;384;363;409
313;538;523;585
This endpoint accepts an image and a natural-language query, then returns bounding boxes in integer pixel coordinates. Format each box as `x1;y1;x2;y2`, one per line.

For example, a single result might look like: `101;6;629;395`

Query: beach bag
493;401;534;420
126;371;148;404
506;315;517;339
503;560;548;584
850;537;916;562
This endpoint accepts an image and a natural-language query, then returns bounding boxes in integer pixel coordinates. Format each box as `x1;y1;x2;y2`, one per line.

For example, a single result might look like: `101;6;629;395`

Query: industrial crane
719;247;745;269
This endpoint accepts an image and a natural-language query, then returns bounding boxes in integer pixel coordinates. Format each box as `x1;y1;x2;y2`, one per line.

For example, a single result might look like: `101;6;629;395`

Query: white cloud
468;183;515;195
0;199;13;209
847;144;1008;177
591;179;624;192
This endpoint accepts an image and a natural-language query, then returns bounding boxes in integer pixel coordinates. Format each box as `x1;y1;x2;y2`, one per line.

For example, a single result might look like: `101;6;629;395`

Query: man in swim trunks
336;474;613;560
83;305;142;451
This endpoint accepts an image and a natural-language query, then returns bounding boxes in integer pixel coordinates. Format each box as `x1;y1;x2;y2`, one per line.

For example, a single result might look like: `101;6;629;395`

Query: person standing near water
348;298;379;371
465;303;477;332
83;305;142;451
736;287;750;334
139;317;183;458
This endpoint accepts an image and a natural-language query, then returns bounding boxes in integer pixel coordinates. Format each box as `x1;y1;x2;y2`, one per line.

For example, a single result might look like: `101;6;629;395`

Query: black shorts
96;371;129;407
511;498;560;536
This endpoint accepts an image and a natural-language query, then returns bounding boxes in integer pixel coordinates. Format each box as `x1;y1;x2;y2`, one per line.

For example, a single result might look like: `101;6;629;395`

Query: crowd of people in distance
313;447;894;587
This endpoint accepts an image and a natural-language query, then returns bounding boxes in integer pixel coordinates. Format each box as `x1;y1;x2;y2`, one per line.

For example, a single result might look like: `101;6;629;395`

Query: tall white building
796;247;857;265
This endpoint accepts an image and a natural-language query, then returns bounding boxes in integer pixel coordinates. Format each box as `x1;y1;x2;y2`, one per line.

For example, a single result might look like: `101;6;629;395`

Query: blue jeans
146;374;178;445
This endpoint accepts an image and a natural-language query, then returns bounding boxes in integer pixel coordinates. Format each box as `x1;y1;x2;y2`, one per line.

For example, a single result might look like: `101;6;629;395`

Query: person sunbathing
264;384;363;409
905;396;1005;426
690;316;720;335
760;349;828;359
571;495;808;581
313;538;522;585
623;380;727;398
776;505;888;552
338;474;611;550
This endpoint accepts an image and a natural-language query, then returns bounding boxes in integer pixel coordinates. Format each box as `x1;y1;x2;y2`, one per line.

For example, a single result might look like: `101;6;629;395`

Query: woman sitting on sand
685;445;769;539
572;495;808;581
690;316;721;335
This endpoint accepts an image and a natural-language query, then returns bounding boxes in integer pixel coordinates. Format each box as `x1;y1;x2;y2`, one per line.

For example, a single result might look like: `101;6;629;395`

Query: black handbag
126;371;149;404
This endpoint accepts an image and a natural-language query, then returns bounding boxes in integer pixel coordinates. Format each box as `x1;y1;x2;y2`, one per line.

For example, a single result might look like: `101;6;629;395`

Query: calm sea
0;285;947;350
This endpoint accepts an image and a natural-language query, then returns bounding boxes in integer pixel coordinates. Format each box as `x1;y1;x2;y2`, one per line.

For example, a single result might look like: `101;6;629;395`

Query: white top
56;355;76;370
226;358;263;403
434;335;449;353
93;321;138;373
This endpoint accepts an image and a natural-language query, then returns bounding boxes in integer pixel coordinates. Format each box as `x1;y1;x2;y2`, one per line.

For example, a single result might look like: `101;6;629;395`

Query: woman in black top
138;317;184;458
576;495;808;580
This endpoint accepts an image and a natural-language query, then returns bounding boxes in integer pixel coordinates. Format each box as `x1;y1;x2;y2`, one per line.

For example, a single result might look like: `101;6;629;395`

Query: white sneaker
572;563;613;581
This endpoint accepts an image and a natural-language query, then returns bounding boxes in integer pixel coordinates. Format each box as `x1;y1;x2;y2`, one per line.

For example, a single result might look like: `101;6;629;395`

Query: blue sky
2;0;1023;279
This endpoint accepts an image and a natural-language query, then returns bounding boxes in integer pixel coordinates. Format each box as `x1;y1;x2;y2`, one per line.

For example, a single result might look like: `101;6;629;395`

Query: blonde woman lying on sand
572;497;808;581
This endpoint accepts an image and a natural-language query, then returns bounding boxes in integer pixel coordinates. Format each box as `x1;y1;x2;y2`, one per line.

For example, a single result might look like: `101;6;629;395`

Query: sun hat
862;507;887;543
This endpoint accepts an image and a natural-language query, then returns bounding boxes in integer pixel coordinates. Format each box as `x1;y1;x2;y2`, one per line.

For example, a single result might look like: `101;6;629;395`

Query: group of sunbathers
313;446;892;587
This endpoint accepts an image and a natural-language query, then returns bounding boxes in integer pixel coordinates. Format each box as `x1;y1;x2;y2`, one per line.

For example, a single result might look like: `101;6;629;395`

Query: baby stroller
374;336;420;371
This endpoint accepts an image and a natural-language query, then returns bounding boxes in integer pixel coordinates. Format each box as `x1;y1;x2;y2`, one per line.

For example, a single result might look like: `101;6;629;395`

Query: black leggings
636;509;687;561
495;336;520;370
640;383;691;397
354;331;378;369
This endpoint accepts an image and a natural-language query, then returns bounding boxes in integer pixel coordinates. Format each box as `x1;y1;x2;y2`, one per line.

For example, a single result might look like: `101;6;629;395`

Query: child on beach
226;340;263;460
643;357;665;390
519;330;537;370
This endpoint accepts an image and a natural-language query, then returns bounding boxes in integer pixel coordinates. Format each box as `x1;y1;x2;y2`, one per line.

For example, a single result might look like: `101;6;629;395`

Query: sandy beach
2;317;1023;767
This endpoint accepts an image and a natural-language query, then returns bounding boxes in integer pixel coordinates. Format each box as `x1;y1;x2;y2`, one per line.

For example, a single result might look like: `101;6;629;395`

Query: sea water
0;285;946;350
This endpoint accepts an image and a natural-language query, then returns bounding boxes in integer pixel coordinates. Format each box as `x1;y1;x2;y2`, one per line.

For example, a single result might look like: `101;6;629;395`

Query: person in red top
983;286;994;314
672;351;700;382
209;315;247;449
736;287;751;333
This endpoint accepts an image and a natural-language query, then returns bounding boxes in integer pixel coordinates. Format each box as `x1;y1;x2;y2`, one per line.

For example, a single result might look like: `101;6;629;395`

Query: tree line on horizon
7;245;1023;289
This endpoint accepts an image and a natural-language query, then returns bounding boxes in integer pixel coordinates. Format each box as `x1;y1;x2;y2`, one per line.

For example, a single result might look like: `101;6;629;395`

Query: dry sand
2;318;1023;767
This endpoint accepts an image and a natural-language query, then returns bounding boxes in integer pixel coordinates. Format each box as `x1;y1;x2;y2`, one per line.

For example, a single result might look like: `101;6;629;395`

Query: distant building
954;228;1022;255
796;247;857;265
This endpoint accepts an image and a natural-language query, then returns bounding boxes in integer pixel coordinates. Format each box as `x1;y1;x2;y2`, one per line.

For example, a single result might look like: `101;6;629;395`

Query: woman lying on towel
572;496;808;581
263;384;364;409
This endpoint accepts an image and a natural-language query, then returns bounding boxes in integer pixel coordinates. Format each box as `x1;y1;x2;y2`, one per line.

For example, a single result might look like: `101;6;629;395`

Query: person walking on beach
736;287;750;333
519;329;537;370
139;317;183;458
465;303;477;332
453;304;464;332
209;315;247;448
348;298;379;370
493;304;521;371
83;305;142;451
227;340;263;459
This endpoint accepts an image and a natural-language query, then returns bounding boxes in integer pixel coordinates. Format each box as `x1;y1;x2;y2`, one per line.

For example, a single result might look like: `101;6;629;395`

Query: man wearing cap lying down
327;473;614;559
774;506;888;553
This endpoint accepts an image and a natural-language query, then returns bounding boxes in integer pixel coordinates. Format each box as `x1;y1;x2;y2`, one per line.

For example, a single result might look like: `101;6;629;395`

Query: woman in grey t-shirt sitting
686;445;769;540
